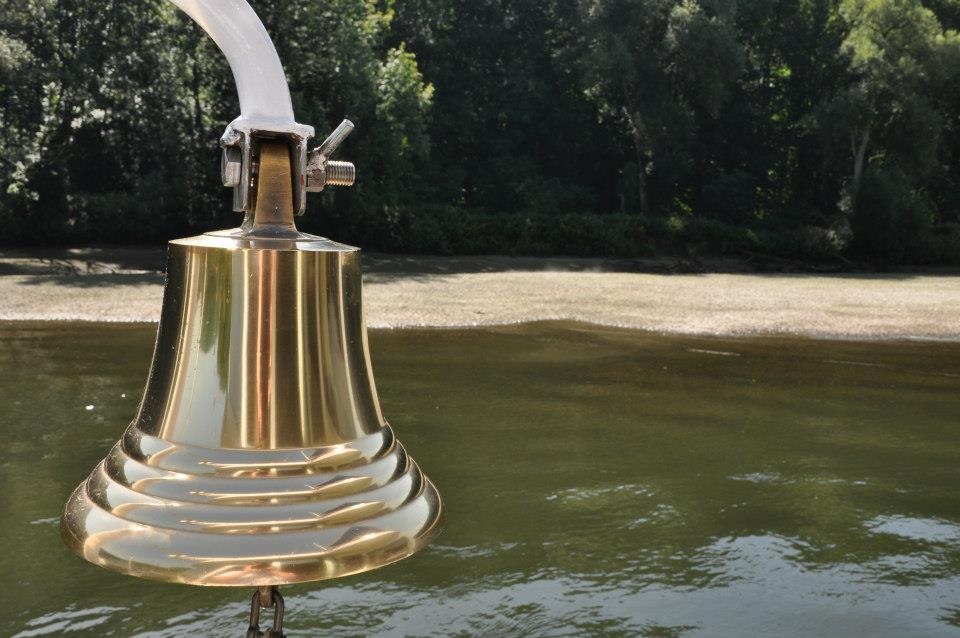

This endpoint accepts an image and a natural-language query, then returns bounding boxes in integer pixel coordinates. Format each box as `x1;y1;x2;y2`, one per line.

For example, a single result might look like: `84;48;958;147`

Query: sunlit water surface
2;321;959;637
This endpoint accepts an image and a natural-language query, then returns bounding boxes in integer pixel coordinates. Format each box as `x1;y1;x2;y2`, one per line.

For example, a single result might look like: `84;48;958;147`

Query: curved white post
168;0;296;127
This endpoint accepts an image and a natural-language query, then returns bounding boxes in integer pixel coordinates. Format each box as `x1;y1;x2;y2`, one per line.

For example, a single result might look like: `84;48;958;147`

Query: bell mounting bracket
220;116;357;217
167;0;356;218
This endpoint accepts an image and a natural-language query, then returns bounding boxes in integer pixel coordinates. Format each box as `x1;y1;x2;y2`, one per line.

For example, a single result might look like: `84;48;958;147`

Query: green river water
1;320;959;637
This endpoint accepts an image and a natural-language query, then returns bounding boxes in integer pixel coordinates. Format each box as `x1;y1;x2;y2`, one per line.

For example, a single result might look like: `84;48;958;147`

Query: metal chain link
245;586;285;638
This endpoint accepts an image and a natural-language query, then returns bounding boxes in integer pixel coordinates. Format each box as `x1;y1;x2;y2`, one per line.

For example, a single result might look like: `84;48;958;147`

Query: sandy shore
1;246;959;339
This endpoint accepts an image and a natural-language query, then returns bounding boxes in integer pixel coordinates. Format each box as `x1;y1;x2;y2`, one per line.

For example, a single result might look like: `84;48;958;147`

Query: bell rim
60;480;444;587
60;423;445;586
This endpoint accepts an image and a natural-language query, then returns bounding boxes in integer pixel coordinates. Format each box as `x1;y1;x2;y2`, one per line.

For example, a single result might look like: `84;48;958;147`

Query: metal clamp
220;118;357;217
219;117;313;215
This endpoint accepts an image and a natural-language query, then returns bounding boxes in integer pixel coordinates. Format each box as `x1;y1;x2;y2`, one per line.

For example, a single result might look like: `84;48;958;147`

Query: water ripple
13;606;126;638
866;515;960;544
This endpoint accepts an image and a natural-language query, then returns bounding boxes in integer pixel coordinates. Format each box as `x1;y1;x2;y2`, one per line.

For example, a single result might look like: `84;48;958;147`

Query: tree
811;0;960;261
369;44;434;202
253;0;434;213
714;0;850;226
389;0;619;214
0;0;435;241
578;0;743;214
0;0;201;240
832;0;959;206
2;0;960;265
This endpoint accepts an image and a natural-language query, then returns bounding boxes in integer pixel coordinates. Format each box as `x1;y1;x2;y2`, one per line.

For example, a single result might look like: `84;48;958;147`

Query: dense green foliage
1;0;959;265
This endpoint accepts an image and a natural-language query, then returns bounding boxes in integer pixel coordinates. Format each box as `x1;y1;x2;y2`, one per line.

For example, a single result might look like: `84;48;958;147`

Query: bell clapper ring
246;585;285;638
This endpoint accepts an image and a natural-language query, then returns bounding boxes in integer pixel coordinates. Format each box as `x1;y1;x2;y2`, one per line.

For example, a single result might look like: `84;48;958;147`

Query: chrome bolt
316;119;354;158
305;119;356;192
325;161;356;187
221;145;242;187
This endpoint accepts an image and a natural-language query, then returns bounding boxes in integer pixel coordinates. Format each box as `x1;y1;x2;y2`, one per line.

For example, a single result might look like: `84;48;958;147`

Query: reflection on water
2;321;960;637
868;515;960;544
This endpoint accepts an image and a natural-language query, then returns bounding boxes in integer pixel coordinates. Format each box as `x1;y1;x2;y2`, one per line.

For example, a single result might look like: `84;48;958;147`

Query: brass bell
61;0;442;590
60;140;443;585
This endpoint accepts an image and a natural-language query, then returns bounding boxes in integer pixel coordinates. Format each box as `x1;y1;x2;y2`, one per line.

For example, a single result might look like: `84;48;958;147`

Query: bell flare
61;423;442;586
60;231;443;585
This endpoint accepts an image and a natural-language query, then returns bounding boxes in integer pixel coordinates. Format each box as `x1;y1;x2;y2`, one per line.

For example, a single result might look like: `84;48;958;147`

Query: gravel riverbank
2;247;959;340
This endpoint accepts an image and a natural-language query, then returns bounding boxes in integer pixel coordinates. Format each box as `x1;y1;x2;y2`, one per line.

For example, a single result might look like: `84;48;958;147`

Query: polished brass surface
250;141;296;231
60;147;443;586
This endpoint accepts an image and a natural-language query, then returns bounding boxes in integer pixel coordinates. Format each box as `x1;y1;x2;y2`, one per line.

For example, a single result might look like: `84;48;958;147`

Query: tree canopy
1;0;959;266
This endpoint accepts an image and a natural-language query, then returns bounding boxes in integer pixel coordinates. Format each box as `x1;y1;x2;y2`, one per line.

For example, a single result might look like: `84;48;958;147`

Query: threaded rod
325;161;356;187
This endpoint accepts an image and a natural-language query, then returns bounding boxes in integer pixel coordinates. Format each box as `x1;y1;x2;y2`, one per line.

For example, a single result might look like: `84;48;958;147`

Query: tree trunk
191;48;205;221
626;110;650;215
634;136;649;215
850;123;871;208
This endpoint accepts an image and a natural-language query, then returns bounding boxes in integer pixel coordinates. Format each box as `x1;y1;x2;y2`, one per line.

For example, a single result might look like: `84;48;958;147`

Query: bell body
61;230;443;586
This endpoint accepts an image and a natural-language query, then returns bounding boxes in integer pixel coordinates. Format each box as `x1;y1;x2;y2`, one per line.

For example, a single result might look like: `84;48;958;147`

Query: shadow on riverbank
4;245;960;287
